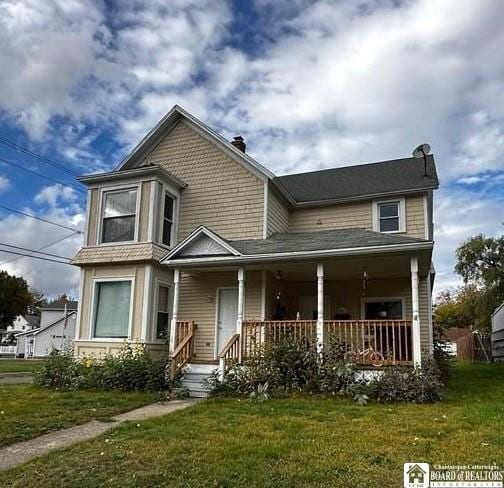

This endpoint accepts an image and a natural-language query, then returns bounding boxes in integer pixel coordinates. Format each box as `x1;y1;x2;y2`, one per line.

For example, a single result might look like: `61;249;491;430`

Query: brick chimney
231;135;246;152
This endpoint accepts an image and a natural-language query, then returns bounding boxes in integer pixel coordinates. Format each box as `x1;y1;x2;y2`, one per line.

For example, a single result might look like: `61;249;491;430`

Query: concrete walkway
0;398;200;472
0;373;33;384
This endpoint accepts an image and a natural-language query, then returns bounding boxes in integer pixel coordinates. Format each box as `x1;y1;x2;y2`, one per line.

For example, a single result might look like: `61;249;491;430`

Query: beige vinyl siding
138;180;151;241
86;188;99;246
288;195;427;239
146;121;264;241
177;270;262;361
267;188;289;235
289;201;373;233
406;194;426;238
76;264;146;343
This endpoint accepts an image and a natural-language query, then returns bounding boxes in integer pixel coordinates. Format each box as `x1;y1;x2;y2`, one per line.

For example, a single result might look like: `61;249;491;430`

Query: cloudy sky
0;0;503;299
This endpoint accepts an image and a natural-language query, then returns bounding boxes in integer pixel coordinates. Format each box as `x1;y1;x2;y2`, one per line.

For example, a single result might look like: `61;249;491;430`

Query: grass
0;359;43;374
3;362;504;487
0;384;162;447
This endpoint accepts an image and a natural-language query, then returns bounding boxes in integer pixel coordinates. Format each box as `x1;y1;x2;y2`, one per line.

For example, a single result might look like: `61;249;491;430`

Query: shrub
207;337;445;404
34;343;172;392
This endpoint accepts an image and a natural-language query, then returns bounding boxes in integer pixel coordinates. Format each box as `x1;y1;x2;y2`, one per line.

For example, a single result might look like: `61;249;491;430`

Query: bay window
93;280;132;338
101;188;137;243
162;193;175;246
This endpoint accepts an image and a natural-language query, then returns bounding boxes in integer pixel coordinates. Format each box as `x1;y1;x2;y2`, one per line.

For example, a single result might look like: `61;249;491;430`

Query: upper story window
101;189;137;243
373;197;405;233
162;193;175;246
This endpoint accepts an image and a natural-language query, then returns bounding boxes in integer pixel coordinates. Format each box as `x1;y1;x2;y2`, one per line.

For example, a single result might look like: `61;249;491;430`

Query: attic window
373;197;405;233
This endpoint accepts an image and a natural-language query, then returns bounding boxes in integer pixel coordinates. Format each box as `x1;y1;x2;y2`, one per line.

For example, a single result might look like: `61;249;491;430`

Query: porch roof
162;226;432;267
230;228;426;255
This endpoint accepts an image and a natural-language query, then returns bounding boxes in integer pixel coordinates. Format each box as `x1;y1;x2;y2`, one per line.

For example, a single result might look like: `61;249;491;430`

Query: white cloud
0;174;9;192
34;184;78;208
0;204;84;298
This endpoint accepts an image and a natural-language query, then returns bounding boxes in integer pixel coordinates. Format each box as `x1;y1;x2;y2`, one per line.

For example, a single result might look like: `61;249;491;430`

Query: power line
0;249;73;266
0;136;80;176
0;156;86;194
0;241;73;260
0;232;80;266
0;204;84;234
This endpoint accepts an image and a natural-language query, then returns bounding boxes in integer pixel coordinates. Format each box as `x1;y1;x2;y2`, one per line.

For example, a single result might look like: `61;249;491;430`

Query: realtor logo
404;463;430;488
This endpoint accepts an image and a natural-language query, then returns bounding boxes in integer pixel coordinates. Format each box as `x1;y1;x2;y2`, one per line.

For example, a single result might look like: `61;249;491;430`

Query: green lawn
0;359;43;374
3;363;504;487
0;384;162;447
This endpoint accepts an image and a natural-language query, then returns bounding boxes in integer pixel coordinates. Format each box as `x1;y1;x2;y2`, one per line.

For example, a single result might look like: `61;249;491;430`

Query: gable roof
41;300;78;311
162;227;432;266
117;105;274;181
164;226;241;260
275;156;438;205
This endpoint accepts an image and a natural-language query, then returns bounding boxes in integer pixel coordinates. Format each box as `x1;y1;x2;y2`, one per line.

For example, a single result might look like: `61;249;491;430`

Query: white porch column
316;263;324;348
169;268;180;355
237;267;245;334
410;256;422;367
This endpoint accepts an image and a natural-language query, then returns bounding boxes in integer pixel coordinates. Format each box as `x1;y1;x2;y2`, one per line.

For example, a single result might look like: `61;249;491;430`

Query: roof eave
162;241;433;267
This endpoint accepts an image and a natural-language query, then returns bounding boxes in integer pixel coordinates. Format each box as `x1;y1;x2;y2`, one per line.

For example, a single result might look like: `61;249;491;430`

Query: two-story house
72;105;438;390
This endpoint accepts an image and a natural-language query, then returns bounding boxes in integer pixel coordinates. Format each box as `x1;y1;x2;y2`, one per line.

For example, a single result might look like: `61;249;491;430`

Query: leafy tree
0;271;33;329
27;289;47;316
452;234;504;330
434;286;479;330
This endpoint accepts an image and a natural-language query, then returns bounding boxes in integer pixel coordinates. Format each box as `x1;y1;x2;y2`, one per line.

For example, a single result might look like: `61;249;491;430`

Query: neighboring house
72;105;438;390
492;302;504;362
0;315;39;343
15;301;78;358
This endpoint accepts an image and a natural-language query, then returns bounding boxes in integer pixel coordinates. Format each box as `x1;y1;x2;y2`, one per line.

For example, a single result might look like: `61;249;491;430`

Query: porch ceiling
180;251;431;280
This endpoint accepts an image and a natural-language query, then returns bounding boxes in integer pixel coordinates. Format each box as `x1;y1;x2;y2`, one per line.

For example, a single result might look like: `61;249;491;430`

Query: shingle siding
146;121;265;241
72;242;167;265
267;188;289;236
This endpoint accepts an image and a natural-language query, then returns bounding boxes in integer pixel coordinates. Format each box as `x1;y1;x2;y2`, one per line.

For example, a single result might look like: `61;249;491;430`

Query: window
378;201;399;232
162;193;175;246
365;300;403;320
156;285;170;339
93;281;132;338
373;198;405;233
101;189;137;243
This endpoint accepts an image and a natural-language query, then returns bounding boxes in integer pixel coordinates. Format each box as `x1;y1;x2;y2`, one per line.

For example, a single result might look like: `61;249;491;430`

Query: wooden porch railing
218;333;240;376
170;321;196;379
240;319;413;366
324;320;413;366
241;320;317;359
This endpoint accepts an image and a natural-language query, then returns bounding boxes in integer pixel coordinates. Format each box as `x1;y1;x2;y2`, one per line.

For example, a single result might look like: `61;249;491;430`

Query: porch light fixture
275;270;282;280
361;269;368;297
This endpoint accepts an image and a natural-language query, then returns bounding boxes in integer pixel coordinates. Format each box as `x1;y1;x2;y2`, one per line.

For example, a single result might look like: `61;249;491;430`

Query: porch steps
180;363;216;398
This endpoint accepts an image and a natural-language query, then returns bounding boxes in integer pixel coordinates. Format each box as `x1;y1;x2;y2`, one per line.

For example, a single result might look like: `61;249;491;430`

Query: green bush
34;343;171;392
207;337;445;404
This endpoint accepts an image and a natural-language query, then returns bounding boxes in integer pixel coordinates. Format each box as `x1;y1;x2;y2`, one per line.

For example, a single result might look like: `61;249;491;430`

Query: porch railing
0;345;16;355
324;320;413;366
240;319;412;366
242;320;317;359
170;321;196;379
218;333;240;375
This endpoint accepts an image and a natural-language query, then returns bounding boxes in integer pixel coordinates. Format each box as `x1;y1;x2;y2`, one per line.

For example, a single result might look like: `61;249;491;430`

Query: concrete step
180;363;215;398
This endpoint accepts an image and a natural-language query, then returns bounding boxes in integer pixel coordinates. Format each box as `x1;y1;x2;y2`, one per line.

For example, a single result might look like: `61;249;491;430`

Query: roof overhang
77;165;187;189
162;240;433;268
162;226;242;262
116;105;274;182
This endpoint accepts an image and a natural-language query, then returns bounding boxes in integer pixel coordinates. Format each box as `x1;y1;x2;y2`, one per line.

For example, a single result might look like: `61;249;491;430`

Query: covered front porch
167;251;431;378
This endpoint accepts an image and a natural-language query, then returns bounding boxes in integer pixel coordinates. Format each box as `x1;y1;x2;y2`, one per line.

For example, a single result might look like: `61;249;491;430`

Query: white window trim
360;296;406;320
97;183;142;246
151;279;173;343
89;276;135;341
158;186;179;249
372;196;406;234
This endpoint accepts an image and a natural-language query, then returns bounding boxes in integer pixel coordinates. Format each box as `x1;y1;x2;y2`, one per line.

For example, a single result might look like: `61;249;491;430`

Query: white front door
217;288;238;353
